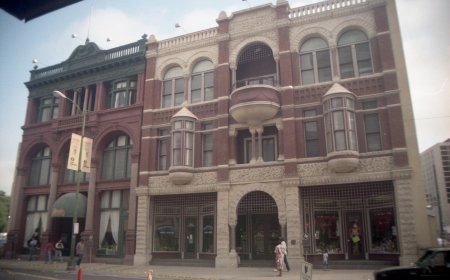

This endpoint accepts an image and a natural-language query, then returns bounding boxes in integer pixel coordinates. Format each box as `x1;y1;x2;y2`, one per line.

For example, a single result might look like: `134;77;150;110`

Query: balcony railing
289;0;368;19
30;39;146;81
235;75;277;89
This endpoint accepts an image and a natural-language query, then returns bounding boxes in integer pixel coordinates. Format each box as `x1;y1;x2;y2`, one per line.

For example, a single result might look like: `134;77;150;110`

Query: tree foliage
0;191;10;232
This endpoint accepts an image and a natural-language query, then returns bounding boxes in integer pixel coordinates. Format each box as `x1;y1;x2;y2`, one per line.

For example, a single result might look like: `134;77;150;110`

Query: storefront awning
51;192;87;218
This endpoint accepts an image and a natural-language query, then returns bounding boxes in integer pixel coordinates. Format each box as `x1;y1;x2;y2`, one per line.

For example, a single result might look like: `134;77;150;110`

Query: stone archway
235;191;281;261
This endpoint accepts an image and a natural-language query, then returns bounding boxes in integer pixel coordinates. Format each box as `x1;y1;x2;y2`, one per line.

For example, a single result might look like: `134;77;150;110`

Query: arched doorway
236;191;280;261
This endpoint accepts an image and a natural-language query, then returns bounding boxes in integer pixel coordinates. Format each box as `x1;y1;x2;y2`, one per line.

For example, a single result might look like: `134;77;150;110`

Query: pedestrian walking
76;239;85;267
280;237;290;272
323;249;329;270
55;239;64;262
44;240;56;263
274;238;284;277
28;237;38;261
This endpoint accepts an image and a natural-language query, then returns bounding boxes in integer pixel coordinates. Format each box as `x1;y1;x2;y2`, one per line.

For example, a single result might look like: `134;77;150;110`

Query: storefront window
202;215;214;253
154;216;180;251
314;211;341;254
369;208;398;253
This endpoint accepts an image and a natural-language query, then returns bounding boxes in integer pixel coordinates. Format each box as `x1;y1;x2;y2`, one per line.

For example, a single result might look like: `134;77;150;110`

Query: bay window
324;95;358;153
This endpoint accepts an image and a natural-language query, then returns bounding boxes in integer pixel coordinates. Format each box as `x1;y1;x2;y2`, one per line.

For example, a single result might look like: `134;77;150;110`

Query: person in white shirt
55;240;64;262
280;237;290;272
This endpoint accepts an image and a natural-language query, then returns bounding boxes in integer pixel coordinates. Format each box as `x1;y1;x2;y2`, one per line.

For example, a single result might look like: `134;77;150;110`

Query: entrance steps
150;258;215;267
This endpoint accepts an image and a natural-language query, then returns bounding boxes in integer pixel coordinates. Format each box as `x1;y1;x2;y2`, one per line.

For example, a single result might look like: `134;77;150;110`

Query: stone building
6;36;147;264
134;0;433;268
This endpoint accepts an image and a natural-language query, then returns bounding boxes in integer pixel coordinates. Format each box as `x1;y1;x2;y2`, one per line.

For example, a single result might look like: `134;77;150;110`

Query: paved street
0;259;377;280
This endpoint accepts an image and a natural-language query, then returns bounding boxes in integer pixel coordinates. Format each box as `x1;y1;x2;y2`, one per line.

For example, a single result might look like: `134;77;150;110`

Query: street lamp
53;90;87;270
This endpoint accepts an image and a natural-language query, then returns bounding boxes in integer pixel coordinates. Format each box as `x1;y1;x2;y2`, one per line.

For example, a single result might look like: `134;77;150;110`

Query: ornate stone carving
229;165;284;183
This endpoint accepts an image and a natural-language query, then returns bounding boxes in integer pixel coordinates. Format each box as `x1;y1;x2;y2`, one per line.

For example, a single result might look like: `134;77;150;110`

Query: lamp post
53;90;87;270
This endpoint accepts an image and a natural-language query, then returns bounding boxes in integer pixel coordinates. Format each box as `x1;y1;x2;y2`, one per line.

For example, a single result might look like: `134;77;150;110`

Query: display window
369;208;398;253
313;211;341;254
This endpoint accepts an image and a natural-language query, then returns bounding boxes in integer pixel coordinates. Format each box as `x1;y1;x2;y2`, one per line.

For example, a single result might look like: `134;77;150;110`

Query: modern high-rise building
6;0;435;269
421;139;450;242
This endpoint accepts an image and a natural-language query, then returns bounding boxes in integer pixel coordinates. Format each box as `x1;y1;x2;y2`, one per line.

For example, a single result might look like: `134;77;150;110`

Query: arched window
162;66;184;108
29;146;51;186
338;29;373;79
101;135;132;180
236;43;276;87
300;37;332;85
108;78;136;109
191;60;214;103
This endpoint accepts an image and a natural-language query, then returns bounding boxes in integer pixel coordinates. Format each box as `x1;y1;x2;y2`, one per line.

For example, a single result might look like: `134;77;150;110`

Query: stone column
215;188;238;268
228;128;237;165
249;127;256;163
392;170;420;265
231;65;236;89
45;163;60;233
134;187;151;265
256;126;264;162
6;166;26;258
284;180;302;267
276;121;284;161
124;158;139;264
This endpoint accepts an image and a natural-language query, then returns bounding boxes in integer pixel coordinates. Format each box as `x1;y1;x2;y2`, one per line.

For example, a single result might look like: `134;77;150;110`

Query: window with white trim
172;119;195;167
29;146;51;186
338;29;373;79
157;128;170;170
101;135;132;180
191;60;214;104
97;190;129;257
300;37;332;85
244;136;277;163
304;109;320;157
37;96;59;122
324;95;358;153
108;79;136;109
23;195;48;247
202;123;214;167
363;101;382;151
162;67;184;108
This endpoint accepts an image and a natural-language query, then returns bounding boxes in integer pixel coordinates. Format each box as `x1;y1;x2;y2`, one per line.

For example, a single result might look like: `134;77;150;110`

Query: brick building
6;36;147;264
134;0;433;268
7;0;434;269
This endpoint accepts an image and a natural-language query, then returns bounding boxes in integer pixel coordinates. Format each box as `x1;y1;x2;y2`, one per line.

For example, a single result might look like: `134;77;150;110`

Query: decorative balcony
229;83;280;126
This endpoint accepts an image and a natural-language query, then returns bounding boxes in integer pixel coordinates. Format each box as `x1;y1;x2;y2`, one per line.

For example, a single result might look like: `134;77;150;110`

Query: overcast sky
0;0;448;195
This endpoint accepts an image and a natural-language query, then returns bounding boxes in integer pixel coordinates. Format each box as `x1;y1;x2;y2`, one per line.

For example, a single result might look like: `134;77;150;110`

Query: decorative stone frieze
229;165;284;183
298;156;394;185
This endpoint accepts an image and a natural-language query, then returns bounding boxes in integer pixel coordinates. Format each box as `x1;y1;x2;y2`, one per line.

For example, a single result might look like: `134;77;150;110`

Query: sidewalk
0;259;375;280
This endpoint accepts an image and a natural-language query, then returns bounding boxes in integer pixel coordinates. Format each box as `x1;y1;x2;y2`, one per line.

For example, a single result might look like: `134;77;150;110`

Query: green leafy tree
0;191;10;232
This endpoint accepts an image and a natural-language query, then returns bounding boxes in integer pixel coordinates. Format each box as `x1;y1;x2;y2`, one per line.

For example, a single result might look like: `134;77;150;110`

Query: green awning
51;193;87;218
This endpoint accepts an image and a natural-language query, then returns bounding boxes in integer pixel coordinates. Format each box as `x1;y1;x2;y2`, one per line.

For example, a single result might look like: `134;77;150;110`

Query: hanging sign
67;133;92;173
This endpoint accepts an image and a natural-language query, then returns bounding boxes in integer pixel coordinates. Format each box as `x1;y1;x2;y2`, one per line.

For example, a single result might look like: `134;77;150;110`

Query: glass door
345;211;364;259
251;214;280;259
184;217;197;258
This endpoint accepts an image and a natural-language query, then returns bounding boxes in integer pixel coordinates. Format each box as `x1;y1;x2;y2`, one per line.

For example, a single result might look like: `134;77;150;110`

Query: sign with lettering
67;133;92;172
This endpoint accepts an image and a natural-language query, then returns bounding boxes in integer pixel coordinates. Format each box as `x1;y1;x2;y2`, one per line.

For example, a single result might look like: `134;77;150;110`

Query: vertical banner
67;133;81;171
67;133;92;173
81;136;92;173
